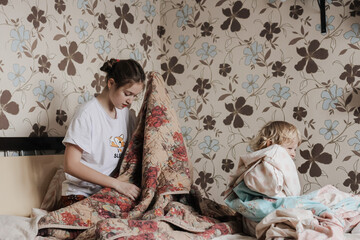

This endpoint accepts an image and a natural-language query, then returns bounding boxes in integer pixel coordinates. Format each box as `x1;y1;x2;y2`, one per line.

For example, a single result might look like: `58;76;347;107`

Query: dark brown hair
100;58;145;88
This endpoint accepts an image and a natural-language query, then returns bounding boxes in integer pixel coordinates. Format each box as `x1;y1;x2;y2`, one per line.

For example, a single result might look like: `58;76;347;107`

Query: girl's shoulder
72;98;99;119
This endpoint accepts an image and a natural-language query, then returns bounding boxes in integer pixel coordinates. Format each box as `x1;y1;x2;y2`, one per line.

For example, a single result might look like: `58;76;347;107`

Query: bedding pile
37;72;240;240
225;145;360;239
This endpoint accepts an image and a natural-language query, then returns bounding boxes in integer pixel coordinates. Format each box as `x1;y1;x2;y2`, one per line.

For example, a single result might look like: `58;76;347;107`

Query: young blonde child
225;121;302;236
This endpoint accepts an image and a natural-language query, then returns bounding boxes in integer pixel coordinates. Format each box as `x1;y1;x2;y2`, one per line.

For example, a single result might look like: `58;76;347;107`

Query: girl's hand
113;180;140;201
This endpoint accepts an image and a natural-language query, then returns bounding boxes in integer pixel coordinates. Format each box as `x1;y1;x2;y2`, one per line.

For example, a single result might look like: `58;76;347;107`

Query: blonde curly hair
249;121;301;151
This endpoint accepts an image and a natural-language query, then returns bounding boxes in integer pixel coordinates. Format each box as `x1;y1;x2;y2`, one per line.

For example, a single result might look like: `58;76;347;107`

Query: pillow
40;167;65;211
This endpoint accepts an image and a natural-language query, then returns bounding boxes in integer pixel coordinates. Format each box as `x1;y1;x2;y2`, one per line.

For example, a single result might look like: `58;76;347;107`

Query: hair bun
100;58;118;74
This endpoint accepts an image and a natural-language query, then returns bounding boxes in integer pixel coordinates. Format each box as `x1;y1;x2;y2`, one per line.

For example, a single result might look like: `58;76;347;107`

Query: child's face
281;140;298;159
109;81;143;109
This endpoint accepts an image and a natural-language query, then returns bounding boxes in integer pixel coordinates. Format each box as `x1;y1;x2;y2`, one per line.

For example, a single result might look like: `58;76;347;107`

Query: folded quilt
37;72;239;240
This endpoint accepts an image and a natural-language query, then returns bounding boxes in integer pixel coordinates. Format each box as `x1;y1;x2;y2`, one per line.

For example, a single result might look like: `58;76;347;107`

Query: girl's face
281;140;298;159
108;79;144;109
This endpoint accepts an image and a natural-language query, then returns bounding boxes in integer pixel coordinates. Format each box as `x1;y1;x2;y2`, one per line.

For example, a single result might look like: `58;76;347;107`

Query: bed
1;73;359;239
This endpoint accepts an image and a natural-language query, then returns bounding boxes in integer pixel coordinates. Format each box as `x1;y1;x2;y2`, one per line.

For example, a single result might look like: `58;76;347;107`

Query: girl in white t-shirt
60;59;145;208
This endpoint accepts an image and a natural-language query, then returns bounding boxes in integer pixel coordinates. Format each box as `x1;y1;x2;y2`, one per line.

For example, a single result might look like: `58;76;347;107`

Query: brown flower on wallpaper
0;0;8;6
222;159;235;173
98;13;108;30
350;1;360;17
38;55;51;73
203;115;216;130
114;3;134;34
0;90;19;130
294;40;328;74
260;22;281;41
58;41;84;76
140;33;152;51
219;63;231;77
193;78;211;96
54;0;66;14
27;6;47;29
195;171;214;189
161;56;184;86
272;61;286;77
343;170;360;192
220;1;250;32
157;25;165;38
289;5;303;19
298;143;332;177
293;106;307;121
56;109;67;126
354;107;360;124
91;73;106;94
339;64;360;84
201;22;213;37
29;123;48;137
223;97;253;128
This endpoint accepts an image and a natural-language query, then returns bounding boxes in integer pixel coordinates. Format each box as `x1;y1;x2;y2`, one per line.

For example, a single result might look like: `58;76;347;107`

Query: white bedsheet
0;208;46;240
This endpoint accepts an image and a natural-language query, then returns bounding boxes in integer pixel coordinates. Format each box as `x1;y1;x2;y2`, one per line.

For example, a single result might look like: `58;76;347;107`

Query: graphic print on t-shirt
110;134;125;158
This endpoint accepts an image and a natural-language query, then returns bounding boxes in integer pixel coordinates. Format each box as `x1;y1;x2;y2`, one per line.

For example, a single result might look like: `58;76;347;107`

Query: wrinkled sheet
37;72;240;240
226;181;360;239
256;185;360;239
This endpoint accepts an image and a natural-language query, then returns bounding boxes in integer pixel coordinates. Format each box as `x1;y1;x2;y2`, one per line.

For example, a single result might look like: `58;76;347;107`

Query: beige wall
1;0;360;203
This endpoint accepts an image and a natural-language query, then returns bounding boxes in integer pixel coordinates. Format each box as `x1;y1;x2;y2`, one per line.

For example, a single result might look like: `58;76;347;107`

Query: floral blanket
37;72;239;240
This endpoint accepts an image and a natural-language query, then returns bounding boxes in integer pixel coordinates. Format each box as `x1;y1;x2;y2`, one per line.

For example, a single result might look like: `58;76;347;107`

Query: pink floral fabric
37;72;239;239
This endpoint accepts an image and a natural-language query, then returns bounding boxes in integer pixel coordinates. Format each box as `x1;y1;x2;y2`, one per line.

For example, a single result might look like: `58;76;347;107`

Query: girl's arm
64;143;140;200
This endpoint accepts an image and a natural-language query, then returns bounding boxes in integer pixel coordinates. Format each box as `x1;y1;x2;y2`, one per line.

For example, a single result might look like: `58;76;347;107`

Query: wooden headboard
0;137;65;217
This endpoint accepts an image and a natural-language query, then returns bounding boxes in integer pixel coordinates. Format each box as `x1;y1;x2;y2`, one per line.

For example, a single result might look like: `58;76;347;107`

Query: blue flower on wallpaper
129;48;142;61
266;83;290;102
142;0;156;18
244;41;263;66
33;80;54;102
176;4;192;27
316;15;335;34
348;131;360;151
198;136;220;154
196;42;217;60
242;74;259;93
175;35;189;53
321;84;343;110
8;64;26;87
77;0;89;9
181;126;192;141
75;19;89;39
319;120;339;140
178;96;195;118
344;23;360;44
78;91;93;104
94;35;111;55
10;25;30;52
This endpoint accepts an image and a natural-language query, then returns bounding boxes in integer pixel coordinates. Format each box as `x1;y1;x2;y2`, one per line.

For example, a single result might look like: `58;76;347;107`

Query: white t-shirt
62;98;135;197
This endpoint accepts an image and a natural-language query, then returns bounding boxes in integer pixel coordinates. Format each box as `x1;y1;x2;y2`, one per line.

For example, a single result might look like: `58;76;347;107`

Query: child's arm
64;143;140;200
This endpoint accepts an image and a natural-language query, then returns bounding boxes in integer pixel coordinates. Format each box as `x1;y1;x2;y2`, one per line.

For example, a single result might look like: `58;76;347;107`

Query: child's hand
113;180;141;201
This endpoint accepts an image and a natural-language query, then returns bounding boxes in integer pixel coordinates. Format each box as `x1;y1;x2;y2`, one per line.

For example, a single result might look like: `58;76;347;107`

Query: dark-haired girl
60;59;145;207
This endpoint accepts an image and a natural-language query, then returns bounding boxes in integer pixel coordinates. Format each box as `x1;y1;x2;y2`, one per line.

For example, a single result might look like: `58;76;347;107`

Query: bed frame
0;137;65;152
0;137;65;217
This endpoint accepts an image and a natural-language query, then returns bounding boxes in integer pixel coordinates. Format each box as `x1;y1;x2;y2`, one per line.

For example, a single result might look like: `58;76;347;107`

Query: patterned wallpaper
1;0;360;203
